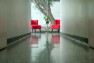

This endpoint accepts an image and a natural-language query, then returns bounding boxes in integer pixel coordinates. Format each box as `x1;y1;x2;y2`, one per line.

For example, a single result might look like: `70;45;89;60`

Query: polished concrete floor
0;33;94;63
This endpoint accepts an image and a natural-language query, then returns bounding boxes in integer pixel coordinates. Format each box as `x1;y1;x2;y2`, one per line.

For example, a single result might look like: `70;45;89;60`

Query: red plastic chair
31;20;41;32
51;19;60;32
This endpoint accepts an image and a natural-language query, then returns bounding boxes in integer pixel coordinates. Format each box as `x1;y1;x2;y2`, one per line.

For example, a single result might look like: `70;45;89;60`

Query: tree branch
33;0;47;16
32;0;55;24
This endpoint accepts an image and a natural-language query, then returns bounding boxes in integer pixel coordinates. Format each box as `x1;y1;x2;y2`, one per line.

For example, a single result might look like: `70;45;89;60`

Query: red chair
31;20;41;32
51;19;60;32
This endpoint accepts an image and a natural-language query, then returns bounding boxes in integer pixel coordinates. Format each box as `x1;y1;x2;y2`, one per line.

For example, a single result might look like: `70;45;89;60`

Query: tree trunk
48;8;55;24
32;0;55;24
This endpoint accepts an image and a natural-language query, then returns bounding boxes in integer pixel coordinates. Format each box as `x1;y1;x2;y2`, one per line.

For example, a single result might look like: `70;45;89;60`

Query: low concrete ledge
61;33;88;46
7;33;31;44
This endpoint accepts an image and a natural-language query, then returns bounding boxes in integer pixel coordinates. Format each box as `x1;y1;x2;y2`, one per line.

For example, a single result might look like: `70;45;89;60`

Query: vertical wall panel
0;0;7;49
0;0;31;49
88;0;94;48
60;0;88;38
7;0;31;38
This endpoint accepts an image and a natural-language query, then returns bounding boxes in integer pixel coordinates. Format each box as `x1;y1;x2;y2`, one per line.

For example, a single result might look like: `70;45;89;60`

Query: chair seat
50;20;60;30
51;24;60;29
31;20;41;30
31;25;41;29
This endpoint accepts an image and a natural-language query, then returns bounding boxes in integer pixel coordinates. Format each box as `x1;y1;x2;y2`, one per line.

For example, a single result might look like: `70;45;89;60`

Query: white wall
7;0;31;38
61;0;94;48
88;0;94;48
60;0;88;38
0;0;31;49
31;2;60;26
0;0;7;49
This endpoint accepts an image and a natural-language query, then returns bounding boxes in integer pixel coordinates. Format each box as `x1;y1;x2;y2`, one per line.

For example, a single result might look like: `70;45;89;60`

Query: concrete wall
88;0;94;48
7;0;31;38
0;0;7;49
60;0;88;38
0;0;31;49
61;0;94;48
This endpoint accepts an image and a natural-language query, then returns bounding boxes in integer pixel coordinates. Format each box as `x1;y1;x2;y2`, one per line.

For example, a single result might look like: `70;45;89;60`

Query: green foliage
33;0;55;24
44;16;50;22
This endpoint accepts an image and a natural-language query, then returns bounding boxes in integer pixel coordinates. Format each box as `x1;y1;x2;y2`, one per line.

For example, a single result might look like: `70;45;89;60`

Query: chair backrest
31;20;38;25
54;20;60;24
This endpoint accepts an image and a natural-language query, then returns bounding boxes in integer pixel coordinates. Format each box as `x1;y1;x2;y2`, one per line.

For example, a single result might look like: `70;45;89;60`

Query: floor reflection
1;33;94;63
30;33;60;63
51;33;60;47
30;33;41;47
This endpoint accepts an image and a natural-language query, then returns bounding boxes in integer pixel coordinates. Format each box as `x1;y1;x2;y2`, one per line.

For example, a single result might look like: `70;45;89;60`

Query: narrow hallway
0;33;94;63
1;0;94;63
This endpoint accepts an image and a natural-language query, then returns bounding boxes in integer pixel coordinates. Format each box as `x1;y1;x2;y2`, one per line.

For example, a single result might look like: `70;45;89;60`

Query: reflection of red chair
31;35;38;44
51;34;60;44
31;20;41;32
51;20;60;32
30;34;41;44
30;35;39;48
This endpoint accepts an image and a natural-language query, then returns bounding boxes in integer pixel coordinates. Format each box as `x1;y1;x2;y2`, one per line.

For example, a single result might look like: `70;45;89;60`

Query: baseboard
0;47;6;51
61;33;88;43
7;33;31;44
60;33;88;46
90;46;94;49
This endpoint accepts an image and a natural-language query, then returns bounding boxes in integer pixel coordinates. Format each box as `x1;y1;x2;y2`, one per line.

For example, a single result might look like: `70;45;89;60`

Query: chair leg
32;29;33;32
52;29;53;32
35;29;36;32
40;29;41;32
58;29;60;32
